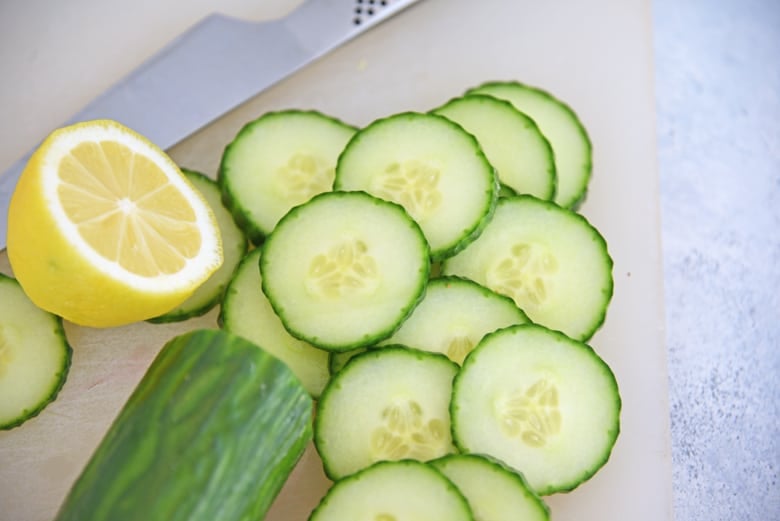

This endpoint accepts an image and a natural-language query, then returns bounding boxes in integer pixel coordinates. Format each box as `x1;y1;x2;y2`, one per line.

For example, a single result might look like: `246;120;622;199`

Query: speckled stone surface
653;0;780;519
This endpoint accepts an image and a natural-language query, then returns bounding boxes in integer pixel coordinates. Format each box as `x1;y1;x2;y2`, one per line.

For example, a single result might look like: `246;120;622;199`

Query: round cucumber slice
219;248;330;398
309;460;473;521
467;81;592;209
443;195;613;341
150;168;248;323
378;276;529;364
431;453;550;521
314;346;458;480
433;93;556;201
334;111;498;260
260;191;430;351
0;273;72;430
451;323;621;495
219;109;357;243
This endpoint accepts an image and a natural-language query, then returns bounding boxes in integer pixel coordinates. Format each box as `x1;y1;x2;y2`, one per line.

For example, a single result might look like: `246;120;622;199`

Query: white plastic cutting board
0;0;673;520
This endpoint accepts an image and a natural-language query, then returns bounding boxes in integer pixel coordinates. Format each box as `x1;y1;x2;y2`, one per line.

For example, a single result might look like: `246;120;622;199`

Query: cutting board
0;0;673;519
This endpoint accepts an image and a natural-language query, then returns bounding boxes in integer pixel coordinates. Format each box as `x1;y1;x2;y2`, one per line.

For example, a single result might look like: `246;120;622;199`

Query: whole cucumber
55;328;313;521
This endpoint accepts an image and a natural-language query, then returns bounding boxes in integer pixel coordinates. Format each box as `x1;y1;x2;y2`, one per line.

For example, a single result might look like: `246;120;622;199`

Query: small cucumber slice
378;276;529;364
451;324;621;495
433;94;556;201
314;346;458;480
431;454;550;521
149;168;248;323
0;273;72;430
467;81;592;209
334;112;498;260
219;248;330;398
260;191;429;351
443;195;613;341
309;460;473;521
219;110;357;243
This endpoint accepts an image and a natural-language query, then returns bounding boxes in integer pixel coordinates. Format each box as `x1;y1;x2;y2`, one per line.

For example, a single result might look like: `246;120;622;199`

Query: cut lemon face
6;120;223;327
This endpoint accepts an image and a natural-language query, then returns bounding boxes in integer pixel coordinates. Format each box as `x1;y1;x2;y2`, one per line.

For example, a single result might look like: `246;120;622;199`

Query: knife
0;0;423;250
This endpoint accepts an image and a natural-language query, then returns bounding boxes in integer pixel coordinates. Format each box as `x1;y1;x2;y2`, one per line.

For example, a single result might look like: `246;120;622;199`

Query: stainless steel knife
0;0;423;250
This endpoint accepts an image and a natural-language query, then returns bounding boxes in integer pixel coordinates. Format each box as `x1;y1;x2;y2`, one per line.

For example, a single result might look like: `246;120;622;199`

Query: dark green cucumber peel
0;273;72;430
54;329;313;521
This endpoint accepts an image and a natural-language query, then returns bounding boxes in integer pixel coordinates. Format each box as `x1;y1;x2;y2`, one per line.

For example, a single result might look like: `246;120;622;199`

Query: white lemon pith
6;120;223;327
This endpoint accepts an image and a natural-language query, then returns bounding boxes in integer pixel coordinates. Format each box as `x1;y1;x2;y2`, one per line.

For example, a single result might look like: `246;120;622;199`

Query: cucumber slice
314;346;458;480
451;324;621;495
309;460;473;521
443;195;613;341
334;112;498;260
467;81;592;209
0;273;72;430
260;191;430;351
219;248;330;398
149;168;248;323
431;454;550;521
378;276;529;364
219;110;357;243
433;94;556;201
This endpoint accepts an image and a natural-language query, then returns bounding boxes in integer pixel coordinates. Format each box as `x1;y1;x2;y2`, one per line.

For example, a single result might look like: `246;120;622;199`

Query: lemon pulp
58;140;201;276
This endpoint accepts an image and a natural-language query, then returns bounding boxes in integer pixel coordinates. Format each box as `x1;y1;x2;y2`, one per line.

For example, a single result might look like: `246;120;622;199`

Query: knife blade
0;0;423;250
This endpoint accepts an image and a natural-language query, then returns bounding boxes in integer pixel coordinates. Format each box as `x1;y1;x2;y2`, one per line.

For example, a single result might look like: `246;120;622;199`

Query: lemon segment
7;120;223;327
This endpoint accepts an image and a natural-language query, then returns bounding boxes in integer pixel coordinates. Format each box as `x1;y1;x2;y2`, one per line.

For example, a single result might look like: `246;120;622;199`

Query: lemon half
7;120;223;327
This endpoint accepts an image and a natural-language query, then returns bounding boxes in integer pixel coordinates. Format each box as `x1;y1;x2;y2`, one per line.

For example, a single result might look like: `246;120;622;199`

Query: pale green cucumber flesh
334;111;498;260
149;168;248;323
315;346;459;480
467;81;592;209
378;276;528;364
260;191;430;351
309;460;473;521
54;329;313;521
219;248;330;398
450;324;621;495
433;93;556;201
219;110;357;243
0;273;71;430
431;453;550;521
328;347;367;375
443;195;613;341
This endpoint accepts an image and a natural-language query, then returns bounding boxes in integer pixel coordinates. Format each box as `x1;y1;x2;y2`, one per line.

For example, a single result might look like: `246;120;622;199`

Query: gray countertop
653;0;779;518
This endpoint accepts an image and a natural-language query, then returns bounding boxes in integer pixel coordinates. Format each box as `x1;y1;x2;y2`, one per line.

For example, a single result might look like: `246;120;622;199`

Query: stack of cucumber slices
1;80;620;520
215;80;620;519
